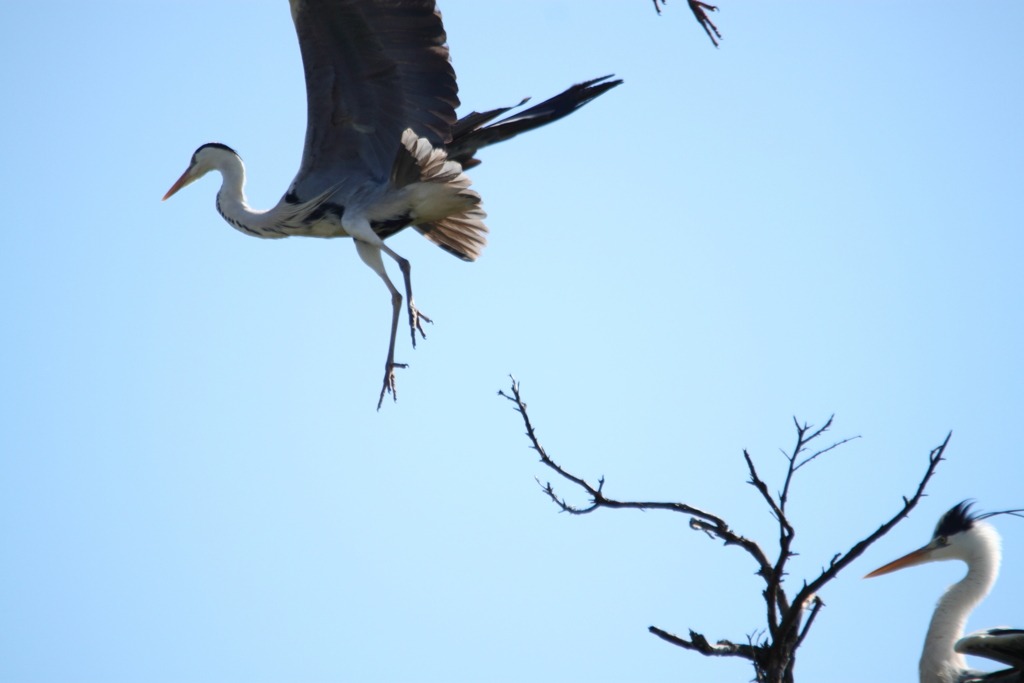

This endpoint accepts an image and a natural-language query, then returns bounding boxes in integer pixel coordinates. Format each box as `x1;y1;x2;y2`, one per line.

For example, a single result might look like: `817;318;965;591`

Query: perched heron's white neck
920;525;1001;683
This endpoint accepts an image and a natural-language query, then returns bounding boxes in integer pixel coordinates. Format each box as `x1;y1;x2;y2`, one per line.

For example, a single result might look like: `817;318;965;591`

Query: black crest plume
934;500;1024;539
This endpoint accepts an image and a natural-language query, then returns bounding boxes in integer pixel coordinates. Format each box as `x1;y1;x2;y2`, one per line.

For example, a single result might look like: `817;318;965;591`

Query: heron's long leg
354;240;406;409
342;215;430;349
379;243;432;348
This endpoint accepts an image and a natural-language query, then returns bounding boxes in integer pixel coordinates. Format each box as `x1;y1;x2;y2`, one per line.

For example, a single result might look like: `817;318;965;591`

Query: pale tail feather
395;129;489;261
415;207;489;262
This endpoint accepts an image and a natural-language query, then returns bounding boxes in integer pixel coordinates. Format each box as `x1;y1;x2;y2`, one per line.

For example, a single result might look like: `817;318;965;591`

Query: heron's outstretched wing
445;76;622;170
957;629;1024;672
287;0;459;201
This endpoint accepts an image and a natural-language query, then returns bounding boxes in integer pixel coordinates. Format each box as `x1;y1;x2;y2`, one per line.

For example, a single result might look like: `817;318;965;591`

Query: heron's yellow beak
162;166;195;201
863;545;932;579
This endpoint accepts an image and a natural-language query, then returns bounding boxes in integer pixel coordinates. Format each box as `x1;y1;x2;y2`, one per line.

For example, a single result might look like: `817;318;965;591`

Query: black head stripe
193;142;240;162
934;501;978;538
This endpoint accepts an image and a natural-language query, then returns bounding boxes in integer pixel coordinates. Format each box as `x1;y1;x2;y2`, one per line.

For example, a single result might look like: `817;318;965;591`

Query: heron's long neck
920;529;1001;683
213;156;283;238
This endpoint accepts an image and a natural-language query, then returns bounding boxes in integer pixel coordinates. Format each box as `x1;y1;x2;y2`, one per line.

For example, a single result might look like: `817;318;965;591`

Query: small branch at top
650;0;723;48
689;1;722;47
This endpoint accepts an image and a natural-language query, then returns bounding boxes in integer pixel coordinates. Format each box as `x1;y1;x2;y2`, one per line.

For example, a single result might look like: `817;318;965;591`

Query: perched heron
162;0;621;408
865;502;1024;683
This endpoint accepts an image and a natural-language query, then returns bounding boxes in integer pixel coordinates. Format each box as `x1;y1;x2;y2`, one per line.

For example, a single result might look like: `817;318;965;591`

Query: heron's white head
162;143;241;201
864;502;1006;579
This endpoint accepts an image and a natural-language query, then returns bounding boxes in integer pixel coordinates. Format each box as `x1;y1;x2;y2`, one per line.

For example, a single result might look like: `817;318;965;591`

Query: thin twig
779;416;844;511
794;436;861;472
648;626;757;660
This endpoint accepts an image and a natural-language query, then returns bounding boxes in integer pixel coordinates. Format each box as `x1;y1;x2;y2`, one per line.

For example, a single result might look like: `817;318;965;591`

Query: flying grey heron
162;0;621;408
865;502;1024;683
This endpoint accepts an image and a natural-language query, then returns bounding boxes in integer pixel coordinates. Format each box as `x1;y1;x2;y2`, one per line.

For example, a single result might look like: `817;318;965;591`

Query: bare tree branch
500;376;777;582
783;433;949;616
500;376;949;683
649;626;759;660
499;377;723;522
757;418;861;643
743;449;792;639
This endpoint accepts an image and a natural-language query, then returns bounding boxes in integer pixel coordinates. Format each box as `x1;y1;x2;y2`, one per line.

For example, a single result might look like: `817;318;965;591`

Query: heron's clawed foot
408;302;432;348
377;360;409;411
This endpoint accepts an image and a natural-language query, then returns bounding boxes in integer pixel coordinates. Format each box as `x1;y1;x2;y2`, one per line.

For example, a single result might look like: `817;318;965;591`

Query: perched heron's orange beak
162;167;194;201
863;546;933;579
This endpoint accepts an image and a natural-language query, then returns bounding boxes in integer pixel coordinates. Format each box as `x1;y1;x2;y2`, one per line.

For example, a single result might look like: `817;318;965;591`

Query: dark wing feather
445;75;621;170
448;98;528;141
287;0;459;201
959;669;1022;683
957;629;1024;671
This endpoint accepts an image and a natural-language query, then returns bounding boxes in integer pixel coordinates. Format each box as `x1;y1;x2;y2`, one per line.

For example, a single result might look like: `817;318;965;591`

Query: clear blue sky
2;2;1023;682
